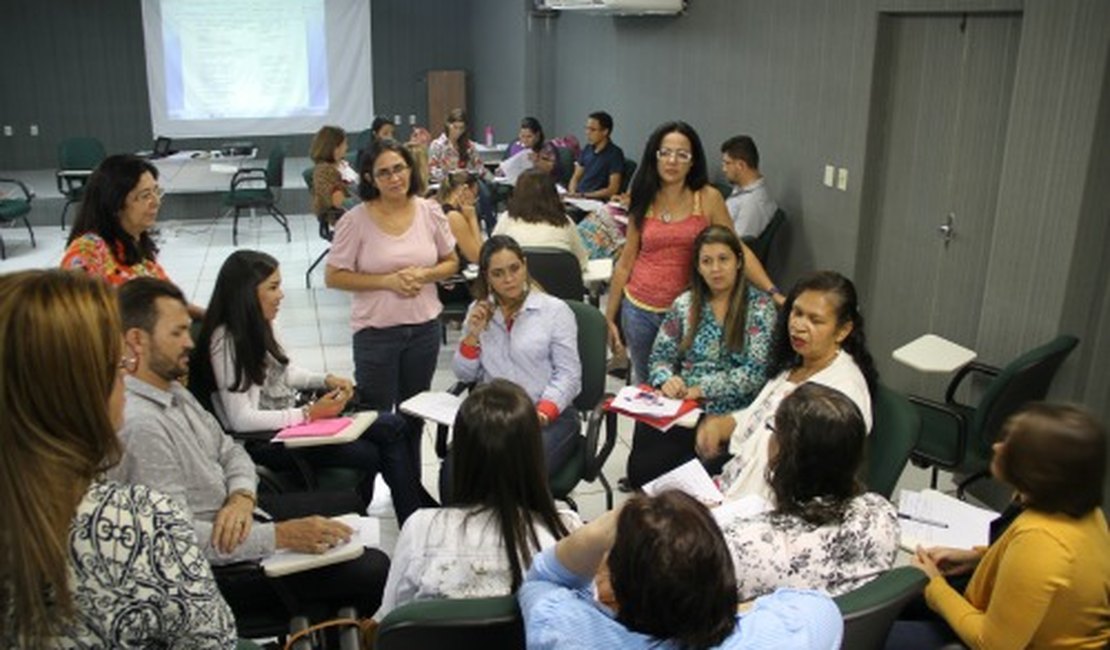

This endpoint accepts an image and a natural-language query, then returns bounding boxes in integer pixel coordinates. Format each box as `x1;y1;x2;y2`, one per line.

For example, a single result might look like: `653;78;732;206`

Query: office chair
834;566;929;650
909;334;1078;497
376;596;525;650
524;247;587;302
0;177;36;259
554;146;575;187
223;145;291;245
745;208;785;266
619;159;637;193
865;384;922;499
56;136;107;230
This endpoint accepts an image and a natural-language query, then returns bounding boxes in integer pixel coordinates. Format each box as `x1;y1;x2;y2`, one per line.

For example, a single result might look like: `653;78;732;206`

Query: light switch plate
836;167;849;191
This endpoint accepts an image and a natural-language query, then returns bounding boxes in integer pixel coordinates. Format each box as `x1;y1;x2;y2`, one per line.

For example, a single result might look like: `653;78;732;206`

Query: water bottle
484;125;494;147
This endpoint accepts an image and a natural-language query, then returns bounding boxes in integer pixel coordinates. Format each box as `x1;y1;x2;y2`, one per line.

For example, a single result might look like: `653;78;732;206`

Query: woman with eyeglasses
326;139;459;470
605;121;782;386
61;154;204;317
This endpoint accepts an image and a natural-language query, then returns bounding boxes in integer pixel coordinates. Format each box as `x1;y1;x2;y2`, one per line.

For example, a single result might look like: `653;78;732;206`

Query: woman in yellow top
888;403;1109;649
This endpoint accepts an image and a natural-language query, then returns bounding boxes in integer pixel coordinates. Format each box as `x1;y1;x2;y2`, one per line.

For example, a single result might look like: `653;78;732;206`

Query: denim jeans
620;296;667;385
353;318;441;469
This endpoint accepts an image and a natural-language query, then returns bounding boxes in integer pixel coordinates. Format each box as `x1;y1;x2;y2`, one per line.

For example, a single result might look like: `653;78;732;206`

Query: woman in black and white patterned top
0;270;235;649
717;383;899;602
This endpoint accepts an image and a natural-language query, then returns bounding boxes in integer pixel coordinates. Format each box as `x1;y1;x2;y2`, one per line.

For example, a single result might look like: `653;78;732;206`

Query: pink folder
274;417;354;440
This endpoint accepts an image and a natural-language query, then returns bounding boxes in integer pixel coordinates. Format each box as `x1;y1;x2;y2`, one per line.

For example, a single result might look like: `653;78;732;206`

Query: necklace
655;189;688;223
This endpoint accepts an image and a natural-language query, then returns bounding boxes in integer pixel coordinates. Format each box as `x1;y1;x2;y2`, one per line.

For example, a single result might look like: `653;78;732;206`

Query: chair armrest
0;177;35;200
55;169;92;195
907;394;968;469
230;167;267;190
944;361;1001;405
582;395;618;482
435;382;474;459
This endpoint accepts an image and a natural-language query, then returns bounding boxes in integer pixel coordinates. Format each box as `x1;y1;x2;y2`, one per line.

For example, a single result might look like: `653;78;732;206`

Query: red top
624;193;708;312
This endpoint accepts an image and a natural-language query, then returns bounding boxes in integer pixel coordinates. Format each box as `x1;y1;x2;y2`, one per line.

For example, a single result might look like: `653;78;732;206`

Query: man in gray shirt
720;135;778;239
113;278;388;615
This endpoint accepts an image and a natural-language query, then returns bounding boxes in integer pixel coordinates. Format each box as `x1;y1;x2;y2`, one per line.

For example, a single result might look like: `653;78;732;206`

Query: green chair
834;566;929;650
549;300;618;510
554;146;575;187
56;136;107;230
745;208;785;266
376;596;524;650
0;177;36;259
523;247;587;302
865;384;922;499
223;145;290;246
909;334;1079;496
618;158;637;193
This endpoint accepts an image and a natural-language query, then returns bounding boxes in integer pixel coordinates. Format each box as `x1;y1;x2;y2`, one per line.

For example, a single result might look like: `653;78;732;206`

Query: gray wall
0;0;474;169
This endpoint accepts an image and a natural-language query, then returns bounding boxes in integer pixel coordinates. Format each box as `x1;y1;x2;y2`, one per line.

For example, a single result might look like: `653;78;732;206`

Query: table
460;257;612;286
892;334;977;373
150;150;258;194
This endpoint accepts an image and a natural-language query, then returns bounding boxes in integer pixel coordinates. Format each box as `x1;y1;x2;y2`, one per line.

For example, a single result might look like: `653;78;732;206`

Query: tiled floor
0;211;955;545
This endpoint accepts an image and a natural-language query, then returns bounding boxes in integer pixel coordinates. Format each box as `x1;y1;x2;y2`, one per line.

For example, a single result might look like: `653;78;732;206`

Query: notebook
400;391;464;426
260;514;377;577
897;489;997;551
274;411;377;448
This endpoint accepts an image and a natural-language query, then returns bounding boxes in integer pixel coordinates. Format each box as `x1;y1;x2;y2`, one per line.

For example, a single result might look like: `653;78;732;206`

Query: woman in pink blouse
325;139;459;467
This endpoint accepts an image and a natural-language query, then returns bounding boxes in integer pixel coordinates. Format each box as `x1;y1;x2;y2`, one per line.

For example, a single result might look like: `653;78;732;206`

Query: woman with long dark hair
504;116;557;176
493;169;589;270
697;270;878;501
719;384;898;601
192;249;432;524
0;270;235;648
375;380;577;619
604;121;781;384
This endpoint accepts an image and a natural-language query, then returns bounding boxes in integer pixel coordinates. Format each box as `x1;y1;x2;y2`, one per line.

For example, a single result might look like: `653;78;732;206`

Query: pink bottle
484;125;494;147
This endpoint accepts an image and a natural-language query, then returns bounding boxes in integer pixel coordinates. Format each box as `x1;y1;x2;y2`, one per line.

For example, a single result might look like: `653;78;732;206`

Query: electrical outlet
2;125;11;137
408;114;416;125
836;167;849;191
823;165;835;188
29;124;39;136
393;114;401;125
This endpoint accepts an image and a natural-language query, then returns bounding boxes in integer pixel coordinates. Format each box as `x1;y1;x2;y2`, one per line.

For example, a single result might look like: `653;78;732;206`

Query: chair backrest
554;146;575;187
525;247;586;302
265;145;287;188
866;384;922;499
619;158;637;193
566;300;607;414
749;208;785;264
58;137;107;170
834;566;929;650
376;596;525;650
302;166;315;192
970;335;1079;456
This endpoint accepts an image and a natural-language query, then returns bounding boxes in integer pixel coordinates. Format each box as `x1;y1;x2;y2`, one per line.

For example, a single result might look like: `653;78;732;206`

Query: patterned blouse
428;133;486;183
647;287;777;413
2;479;236;649
61;233;168;287
718;492;900;602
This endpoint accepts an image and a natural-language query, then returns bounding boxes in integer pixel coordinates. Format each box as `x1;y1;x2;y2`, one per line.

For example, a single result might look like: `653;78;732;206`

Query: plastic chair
56;136;107;230
866;384;922;499
745;208;785;266
523;247;587;302
222;145;290;245
376;596;525;650
0;177;36;259
834;566;929;650
909;334;1079;496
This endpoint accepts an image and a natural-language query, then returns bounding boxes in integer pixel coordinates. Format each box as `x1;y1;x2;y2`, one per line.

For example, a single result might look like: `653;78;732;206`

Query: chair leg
305;247;330;289
0;233;6;260
930;467;939;490
23;216;35;248
270;206;291;242
232;208;240;246
60;199;72;230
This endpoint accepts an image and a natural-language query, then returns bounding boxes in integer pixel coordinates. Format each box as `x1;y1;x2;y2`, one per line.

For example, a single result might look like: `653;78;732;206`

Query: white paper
495;148;534;184
642;459;724;506
564;197;608;214
583;258;614;284
260;513;367;577
399;391;463;426
336;513;380;548
897;489;996;551
611;385;683;418
711;494;773;526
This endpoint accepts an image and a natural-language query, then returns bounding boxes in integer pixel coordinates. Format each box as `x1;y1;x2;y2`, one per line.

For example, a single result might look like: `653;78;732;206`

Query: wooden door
427;70;467;138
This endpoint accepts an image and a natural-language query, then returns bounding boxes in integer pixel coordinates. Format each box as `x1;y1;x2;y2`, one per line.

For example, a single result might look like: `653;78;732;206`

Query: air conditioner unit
542;0;685;16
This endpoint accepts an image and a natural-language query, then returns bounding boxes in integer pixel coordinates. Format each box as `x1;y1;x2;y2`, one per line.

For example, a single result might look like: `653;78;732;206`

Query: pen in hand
898;512;949;528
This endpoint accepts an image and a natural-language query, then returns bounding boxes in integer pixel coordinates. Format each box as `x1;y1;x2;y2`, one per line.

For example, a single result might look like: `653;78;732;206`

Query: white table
892;334;977;373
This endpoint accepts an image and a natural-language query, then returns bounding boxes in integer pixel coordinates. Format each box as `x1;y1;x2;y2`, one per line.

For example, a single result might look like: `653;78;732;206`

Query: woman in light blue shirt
453;235;582;477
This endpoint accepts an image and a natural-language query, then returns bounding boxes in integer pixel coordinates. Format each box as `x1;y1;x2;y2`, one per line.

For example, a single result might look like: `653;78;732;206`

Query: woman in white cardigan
191;250;433;523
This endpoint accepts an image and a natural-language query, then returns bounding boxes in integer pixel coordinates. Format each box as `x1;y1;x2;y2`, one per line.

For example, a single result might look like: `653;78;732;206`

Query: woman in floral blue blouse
626;225;777;487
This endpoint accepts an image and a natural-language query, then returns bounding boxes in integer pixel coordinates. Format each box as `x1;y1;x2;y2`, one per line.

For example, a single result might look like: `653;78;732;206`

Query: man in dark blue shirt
568;110;625;200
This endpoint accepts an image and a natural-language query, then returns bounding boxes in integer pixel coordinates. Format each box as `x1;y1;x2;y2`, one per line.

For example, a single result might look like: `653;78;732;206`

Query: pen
898;512;949;528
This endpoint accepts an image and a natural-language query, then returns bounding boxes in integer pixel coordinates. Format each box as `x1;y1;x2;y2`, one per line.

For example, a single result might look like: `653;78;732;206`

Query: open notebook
897;489;997;551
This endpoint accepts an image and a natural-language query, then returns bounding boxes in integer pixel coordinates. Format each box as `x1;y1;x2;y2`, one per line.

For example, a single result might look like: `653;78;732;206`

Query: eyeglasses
657;149;693;163
373;163;410;180
118;354;138;374
132;186;165;203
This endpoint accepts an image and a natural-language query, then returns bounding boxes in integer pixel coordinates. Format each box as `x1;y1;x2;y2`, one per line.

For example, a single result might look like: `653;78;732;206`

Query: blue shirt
452;290;582;415
518;547;844;650
576;141;625;194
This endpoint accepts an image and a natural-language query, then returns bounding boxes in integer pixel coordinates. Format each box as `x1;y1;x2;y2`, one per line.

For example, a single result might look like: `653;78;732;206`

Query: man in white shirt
721;135;778;239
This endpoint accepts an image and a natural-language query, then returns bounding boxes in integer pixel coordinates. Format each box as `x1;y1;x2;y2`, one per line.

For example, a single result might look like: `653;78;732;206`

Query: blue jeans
353;319;441;468
620;297;666;385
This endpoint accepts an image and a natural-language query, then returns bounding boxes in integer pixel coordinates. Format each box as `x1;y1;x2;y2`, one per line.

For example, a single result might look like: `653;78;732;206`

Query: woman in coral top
888;403;1110;650
605;121;781;385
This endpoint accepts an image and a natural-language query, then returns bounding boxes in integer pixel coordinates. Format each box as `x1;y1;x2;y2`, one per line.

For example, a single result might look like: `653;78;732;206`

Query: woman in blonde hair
0;270;235;649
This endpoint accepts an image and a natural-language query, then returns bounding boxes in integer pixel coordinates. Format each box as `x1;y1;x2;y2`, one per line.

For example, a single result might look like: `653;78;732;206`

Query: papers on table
260;514;374;577
642;459;723;506
275;411;377;448
897;489;996;551
400;391;463;426
495;148;534;184
564;197;608;214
